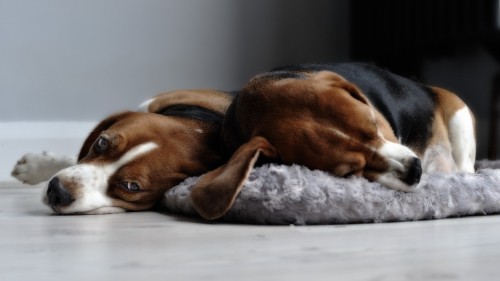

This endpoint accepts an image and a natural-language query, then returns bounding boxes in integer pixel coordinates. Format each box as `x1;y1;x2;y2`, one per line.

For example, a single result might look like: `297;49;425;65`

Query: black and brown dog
191;63;475;219
12;63;475;219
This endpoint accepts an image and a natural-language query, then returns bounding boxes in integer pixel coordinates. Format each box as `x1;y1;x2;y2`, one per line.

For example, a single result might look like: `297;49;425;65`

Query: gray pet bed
163;160;500;225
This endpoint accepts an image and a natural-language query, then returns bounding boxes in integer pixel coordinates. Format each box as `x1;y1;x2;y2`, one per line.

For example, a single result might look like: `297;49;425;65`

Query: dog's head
191;70;422;220
44;90;234;215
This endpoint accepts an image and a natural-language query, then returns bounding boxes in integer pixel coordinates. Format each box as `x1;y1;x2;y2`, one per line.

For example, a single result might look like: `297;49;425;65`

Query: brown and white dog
12;63;475;219
12;89;235;214
189;63;476;220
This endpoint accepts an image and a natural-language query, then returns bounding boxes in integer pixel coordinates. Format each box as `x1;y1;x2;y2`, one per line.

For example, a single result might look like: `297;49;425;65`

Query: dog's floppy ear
190;136;277;220
77;111;134;161
314;70;370;105
333;74;370;105
338;81;369;105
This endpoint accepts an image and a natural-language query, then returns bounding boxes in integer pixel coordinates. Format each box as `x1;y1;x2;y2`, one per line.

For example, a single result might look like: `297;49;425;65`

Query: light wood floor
2;182;500;281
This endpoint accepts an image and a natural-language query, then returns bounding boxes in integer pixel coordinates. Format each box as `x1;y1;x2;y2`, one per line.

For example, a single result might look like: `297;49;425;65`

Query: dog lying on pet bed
12;63;481;223
187;63;476;220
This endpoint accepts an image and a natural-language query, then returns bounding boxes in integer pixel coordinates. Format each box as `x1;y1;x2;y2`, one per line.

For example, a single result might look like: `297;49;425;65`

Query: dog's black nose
403;157;422;186
47;177;73;206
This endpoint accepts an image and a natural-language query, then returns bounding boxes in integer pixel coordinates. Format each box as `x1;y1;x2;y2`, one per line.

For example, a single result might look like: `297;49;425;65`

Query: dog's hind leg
431;87;476;173
11;152;76;185
448;106;476;173
421;112;456;174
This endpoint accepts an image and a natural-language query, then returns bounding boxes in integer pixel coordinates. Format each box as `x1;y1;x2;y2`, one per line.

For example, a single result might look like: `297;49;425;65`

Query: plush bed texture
162;160;500;225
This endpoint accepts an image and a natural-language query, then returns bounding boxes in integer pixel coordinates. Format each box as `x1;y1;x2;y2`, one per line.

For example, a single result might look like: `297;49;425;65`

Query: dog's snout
403;157;422;185
47;177;73;207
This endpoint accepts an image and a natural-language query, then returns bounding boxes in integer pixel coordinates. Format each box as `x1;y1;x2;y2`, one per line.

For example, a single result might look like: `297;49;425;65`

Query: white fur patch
448;106;476;173
137;98;155;113
378;141;418;167
376;140;419;191
45;142;158;214
421;144;456;174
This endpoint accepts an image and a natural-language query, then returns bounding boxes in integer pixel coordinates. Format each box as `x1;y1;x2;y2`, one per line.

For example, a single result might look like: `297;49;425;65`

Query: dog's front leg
11;152;76;185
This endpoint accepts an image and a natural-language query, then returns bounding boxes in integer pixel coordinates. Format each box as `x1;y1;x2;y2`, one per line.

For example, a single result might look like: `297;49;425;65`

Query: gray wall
0;0;350;122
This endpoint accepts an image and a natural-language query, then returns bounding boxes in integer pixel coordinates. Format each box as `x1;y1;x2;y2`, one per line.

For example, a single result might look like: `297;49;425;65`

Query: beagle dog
190;63;476;220
12;89;235;214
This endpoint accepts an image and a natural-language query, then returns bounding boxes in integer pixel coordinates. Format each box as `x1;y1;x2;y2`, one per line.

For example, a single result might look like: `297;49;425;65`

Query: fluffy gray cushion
162;161;500;224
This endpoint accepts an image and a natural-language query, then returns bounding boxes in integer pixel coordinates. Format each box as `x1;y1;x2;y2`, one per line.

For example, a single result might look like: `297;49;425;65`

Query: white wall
0;0;350;181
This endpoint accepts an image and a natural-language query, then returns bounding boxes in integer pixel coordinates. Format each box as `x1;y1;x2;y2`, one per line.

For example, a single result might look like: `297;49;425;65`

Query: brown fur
53;90;234;213
144;89;234;115
422;87;475;172
192;71;397;219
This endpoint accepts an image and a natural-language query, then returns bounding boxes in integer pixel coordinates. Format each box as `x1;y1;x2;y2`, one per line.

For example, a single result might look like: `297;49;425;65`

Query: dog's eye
94;137;109;154
344;171;356;178
120;181;141;192
344;170;361;178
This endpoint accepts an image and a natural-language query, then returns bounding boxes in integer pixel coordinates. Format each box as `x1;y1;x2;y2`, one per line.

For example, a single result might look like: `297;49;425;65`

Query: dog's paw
11;151;76;185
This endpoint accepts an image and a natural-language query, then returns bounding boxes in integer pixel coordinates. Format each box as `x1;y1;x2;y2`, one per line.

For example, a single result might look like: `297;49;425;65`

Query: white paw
11;151;76;185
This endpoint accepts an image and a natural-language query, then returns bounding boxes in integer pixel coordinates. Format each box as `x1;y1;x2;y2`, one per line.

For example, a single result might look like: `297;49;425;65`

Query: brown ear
77;111;133;161
190;136;277;220
145;90;234;116
340;81;370;105
315;70;370;105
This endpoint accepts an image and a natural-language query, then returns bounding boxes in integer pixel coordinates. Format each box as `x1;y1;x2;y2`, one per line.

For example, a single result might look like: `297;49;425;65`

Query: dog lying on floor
12;89;236;214
11;63;476;219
